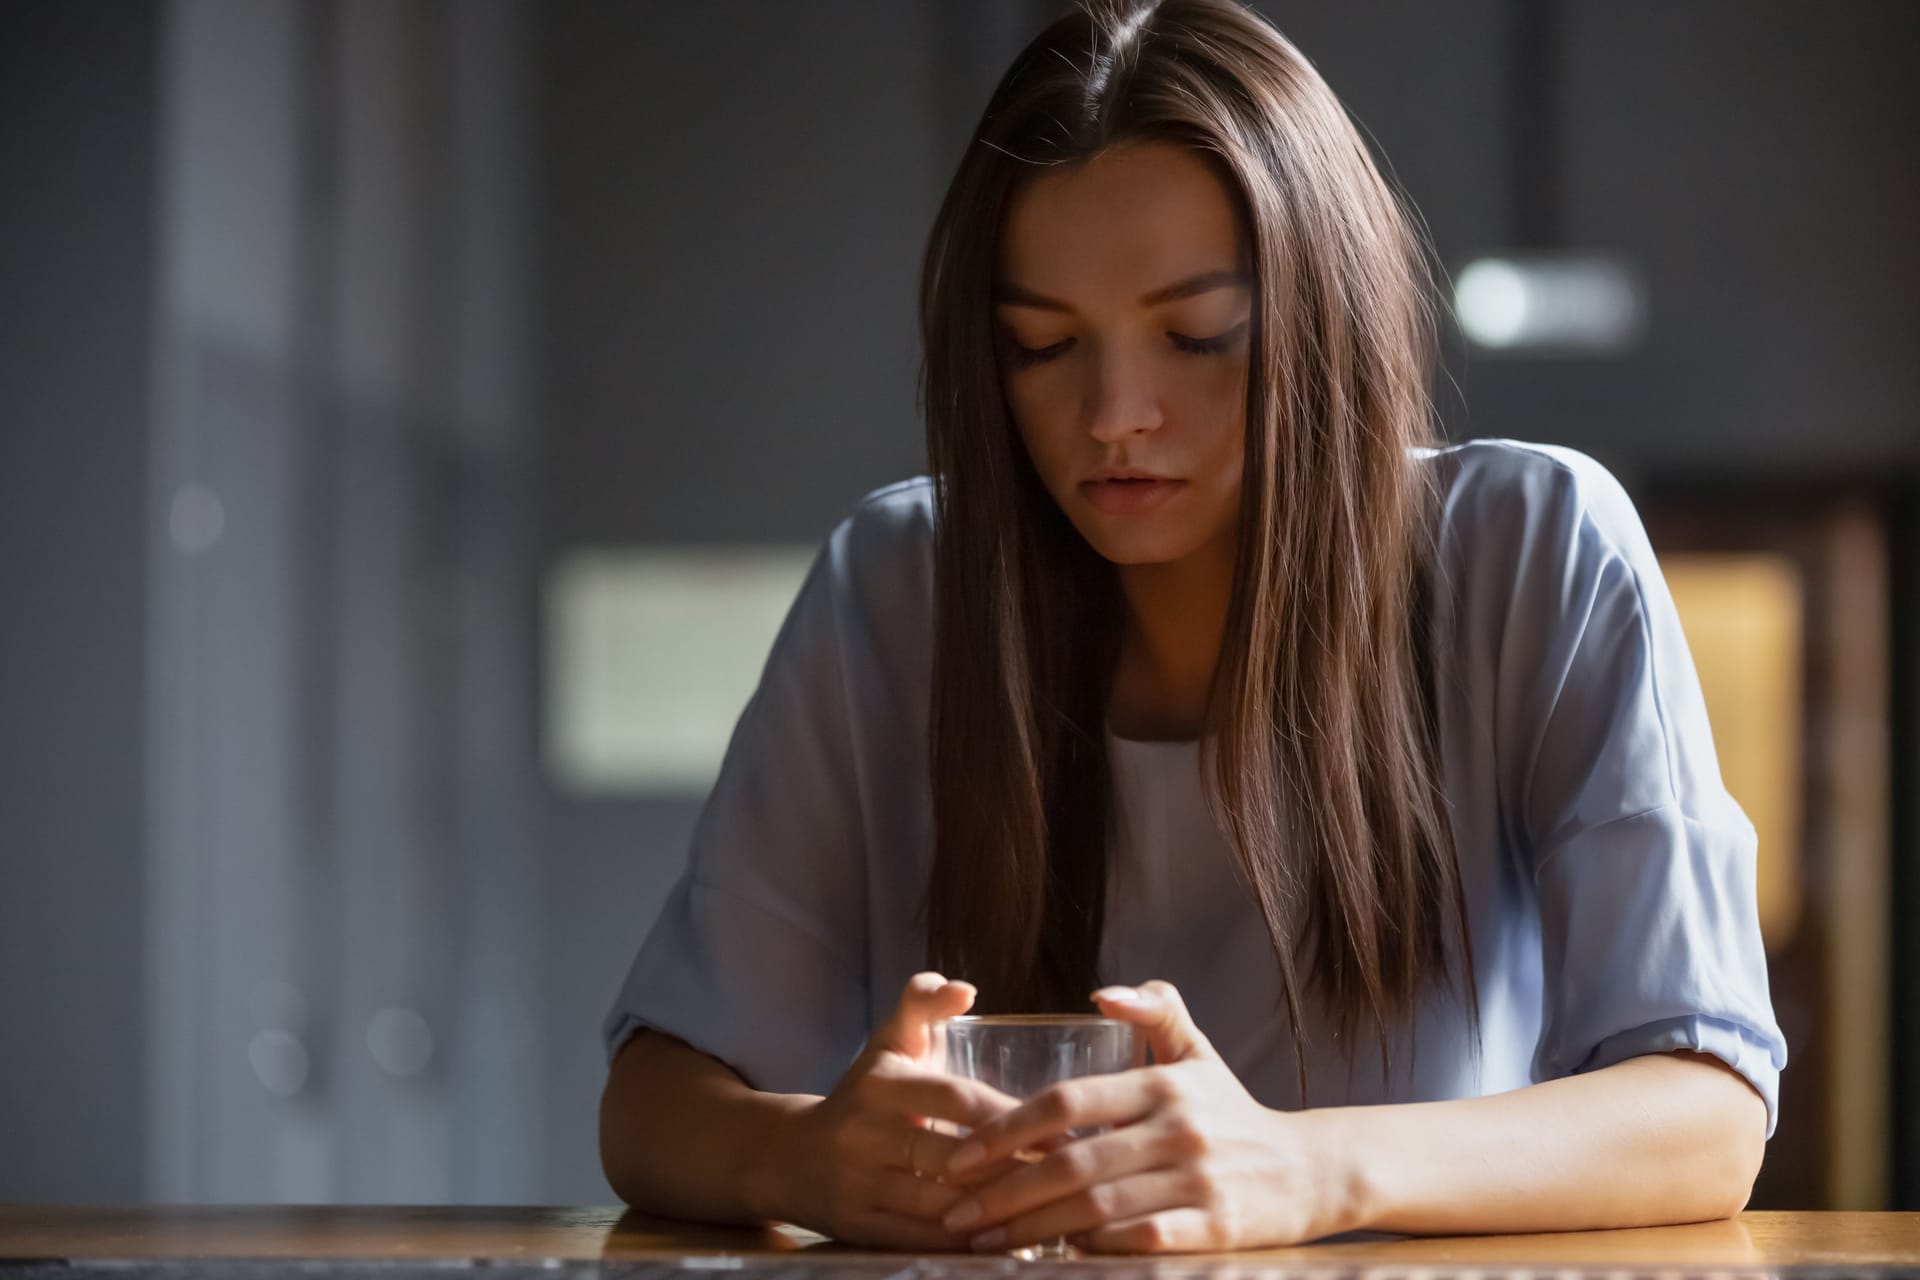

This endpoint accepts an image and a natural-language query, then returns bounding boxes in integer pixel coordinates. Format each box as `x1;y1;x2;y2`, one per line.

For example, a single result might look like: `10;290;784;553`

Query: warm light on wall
1658;552;1805;951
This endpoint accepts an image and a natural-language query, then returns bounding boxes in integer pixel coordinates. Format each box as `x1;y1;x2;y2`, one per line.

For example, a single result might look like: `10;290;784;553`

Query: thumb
870;971;976;1062
1091;979;1216;1064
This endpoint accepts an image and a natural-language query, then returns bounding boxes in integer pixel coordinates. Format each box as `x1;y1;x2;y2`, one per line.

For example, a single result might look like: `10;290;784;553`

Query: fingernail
944;1200;982;1231
1093;986;1141;1006
947;1141;985;1173
970;1228;1007;1251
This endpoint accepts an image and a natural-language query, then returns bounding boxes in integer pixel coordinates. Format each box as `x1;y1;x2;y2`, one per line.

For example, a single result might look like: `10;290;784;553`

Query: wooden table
2;1206;1918;1272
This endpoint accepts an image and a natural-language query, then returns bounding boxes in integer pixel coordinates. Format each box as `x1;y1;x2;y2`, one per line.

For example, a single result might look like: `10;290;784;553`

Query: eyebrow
993;268;1253;313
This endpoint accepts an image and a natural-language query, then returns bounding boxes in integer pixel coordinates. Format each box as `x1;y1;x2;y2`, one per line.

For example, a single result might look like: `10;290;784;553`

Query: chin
1072;521;1200;567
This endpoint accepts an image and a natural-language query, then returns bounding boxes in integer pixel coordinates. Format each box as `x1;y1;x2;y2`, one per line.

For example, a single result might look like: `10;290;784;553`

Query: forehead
997;141;1248;304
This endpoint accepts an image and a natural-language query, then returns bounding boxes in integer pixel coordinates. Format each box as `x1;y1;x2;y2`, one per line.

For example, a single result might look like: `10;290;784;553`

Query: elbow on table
1719;1117;1767;1218
1638;1049;1769;1223
599;1115;646;1210
1700;1066;1770;1221
599;1031;663;1209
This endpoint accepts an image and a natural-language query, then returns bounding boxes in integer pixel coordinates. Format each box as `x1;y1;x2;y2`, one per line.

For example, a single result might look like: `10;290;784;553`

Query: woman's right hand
747;972;1020;1249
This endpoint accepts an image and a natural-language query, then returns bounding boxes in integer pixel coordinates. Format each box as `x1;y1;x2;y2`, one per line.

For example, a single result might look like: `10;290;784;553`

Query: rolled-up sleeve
1495;450;1787;1136
600;536;872;1098
1531;804;1785;1134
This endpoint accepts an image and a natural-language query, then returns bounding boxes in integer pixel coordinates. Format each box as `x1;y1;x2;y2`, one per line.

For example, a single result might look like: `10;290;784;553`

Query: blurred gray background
2;0;1917;1209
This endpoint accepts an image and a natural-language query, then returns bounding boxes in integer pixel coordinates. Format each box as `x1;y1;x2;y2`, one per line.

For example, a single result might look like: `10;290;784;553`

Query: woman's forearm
599;1030;818;1224
1317;1051;1767;1237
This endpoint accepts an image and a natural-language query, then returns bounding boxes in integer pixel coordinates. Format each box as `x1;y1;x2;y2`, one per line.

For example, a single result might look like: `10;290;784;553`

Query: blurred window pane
544;547;815;794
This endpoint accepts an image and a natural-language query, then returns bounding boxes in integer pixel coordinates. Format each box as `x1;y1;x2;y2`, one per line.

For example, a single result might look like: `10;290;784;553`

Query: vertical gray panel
443;0;546;1205
0;0;155;1204
149;0;544;1203
148;0;308;1201
328;0;456;1201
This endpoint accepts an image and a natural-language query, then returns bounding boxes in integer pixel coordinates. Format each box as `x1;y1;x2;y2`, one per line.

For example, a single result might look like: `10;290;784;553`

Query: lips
1079;476;1184;515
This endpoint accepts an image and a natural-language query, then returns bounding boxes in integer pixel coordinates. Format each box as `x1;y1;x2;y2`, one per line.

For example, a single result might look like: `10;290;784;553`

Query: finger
938;1153;1034;1190
870;1167;969;1221
962;1169;1201;1253
861;1113;1029;1187
860;1113;967;1177
940;1119;1173;1234
1091;980;1215;1064
866;1068;1019;1130
1081;1206;1216;1254
870;972;976;1061
943;1069;1165;1175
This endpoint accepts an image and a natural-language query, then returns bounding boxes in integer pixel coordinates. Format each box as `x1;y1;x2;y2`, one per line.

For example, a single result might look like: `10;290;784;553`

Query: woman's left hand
936;980;1353;1253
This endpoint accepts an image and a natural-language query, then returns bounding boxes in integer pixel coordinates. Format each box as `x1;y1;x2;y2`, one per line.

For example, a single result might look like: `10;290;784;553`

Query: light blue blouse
602;439;1787;1136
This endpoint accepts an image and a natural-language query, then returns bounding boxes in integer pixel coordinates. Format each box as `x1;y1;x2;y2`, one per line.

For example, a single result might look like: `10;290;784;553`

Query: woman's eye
1169;319;1249;355
1004;320;1248;369
1007;337;1073;369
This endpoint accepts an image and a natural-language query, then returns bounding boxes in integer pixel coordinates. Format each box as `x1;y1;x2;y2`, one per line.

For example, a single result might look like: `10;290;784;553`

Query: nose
1085;347;1164;443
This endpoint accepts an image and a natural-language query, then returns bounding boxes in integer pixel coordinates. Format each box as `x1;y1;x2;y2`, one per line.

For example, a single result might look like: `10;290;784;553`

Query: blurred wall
142;0;546;1204
0;0;155;1204
1267;1;1920;479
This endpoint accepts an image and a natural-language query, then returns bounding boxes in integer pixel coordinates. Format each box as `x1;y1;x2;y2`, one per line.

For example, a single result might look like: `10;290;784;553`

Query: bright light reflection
1455;259;1532;348
1453;253;1645;354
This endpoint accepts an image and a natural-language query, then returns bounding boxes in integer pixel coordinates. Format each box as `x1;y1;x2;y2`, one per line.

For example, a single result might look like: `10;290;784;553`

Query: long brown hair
920;0;1475;1085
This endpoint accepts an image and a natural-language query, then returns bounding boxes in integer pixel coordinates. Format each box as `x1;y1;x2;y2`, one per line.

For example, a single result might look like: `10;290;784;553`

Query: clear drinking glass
937;1014;1143;1259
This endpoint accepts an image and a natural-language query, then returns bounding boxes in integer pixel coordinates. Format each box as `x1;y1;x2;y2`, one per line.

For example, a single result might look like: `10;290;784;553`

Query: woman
598;0;1784;1254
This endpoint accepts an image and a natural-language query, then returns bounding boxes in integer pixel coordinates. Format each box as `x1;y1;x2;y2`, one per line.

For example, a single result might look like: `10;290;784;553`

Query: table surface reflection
1;1206;1917;1274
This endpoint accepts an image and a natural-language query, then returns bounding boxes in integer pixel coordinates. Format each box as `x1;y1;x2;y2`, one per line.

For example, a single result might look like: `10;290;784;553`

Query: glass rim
944;1014;1135;1030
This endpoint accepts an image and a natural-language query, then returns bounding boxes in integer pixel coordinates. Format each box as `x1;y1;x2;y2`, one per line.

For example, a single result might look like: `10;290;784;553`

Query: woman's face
995;141;1252;568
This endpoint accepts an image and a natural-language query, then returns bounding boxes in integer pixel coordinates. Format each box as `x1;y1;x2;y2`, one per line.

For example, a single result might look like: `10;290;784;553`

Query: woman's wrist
739;1092;820;1225
1288;1105;1380;1239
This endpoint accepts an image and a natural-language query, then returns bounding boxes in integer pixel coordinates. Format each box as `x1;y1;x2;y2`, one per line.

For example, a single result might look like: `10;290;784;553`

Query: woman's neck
1107;534;1236;741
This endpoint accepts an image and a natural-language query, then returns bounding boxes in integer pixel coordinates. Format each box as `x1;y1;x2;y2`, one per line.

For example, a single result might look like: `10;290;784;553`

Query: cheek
1196;352;1250;414
1004;378;1075;481
1004;369;1067;423
1174;359;1249;467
